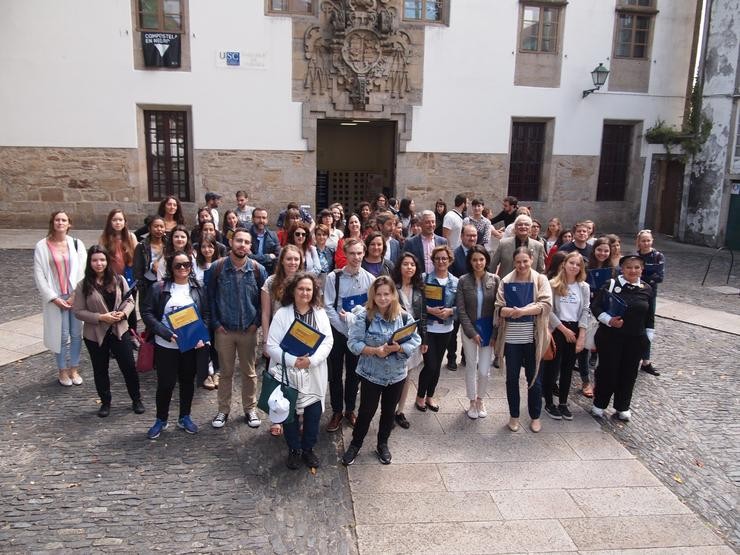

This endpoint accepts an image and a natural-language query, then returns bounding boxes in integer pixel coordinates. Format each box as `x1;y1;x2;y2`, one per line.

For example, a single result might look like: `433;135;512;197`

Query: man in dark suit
248;208;281;275
489;214;546;277
377;211;401;266
402;210;447;275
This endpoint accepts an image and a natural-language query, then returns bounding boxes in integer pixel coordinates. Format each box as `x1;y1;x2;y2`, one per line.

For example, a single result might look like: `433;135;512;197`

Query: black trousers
84;333;141;405
327;328;360;414
593;327;646;412
351;376;406;449
127;289;138;331
446;320;460;363
542;322;578;406
154;345;197;421
418;331;452;398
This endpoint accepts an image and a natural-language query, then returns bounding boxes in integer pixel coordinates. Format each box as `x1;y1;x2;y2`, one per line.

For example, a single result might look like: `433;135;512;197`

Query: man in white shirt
442;194;468;251
235;190;255;227
205;192;222;230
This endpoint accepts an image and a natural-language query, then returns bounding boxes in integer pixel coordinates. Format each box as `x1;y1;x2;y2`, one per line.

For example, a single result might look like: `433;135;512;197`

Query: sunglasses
174;261;192;270
294;231;307;237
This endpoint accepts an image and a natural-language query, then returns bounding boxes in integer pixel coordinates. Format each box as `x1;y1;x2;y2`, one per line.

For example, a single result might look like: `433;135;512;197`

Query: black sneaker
97;403;110;418
302;448;320;469
544;404;562;420
376;443;392;465
493;357;500;369
132;399;146;414
446;360;458;371
341;444;360;466
558;404;573;420
286;449;302;470
395;412;410;429
641;363;660;376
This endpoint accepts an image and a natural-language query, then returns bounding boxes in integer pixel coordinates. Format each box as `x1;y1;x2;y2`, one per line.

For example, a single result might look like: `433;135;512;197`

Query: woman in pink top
33;211;87;386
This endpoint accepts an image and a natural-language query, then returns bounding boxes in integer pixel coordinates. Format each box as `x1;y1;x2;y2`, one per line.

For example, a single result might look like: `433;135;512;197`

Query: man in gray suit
489;214;546;277
402;210;447;274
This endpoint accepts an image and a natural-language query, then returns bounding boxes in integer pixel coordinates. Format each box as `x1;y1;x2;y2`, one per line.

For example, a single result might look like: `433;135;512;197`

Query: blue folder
165;304;210;353
587;268;612;291
342;293;368;312
279;319;326;357
475;317;494;347
504;282;534;323
603;291;627;318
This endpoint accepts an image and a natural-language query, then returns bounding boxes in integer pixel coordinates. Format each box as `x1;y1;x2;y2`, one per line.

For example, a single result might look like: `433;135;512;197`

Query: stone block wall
397;151;643;233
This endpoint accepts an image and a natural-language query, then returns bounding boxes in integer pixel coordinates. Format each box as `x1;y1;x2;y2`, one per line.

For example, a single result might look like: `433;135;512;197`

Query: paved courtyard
0;234;738;553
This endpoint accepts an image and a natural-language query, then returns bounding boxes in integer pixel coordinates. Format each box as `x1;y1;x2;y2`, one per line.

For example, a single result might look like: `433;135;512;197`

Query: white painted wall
0;0;305;150
0;0;697;155
407;0;698;155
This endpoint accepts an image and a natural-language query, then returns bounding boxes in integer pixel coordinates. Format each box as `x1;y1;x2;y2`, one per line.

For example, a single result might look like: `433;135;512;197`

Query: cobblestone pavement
572;317;740;550
0;352;357;553
0;249;40;324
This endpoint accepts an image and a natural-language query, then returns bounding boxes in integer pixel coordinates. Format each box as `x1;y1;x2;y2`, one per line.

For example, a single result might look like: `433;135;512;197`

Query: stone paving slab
491;489;585;520
560;514;727;551
656;298;740;336
566;486;693;517
356;520;577;554
352;491;503;524
579;548;736;555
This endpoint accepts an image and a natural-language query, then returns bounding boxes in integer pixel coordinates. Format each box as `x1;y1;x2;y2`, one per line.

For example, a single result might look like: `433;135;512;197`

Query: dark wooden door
657;160;684;235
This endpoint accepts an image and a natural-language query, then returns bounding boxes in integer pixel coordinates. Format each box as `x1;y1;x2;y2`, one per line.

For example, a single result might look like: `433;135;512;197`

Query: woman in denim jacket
415;245;458;413
341;276;421;466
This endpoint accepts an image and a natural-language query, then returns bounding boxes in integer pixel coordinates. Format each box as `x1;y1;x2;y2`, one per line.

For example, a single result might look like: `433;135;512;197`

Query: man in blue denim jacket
208;229;267;430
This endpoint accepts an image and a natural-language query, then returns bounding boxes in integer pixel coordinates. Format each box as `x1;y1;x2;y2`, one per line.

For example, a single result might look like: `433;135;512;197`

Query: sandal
582;383;594;398
270;423;283;437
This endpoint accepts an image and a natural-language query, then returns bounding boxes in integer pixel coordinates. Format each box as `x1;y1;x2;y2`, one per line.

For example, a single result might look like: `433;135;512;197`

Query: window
520;5;560;53
597;124;633;201
138;0;182;32
268;0;313;15
508;122;546;201
404;0;444;22
624;0;652;5
144;110;191;202
615;13;651;58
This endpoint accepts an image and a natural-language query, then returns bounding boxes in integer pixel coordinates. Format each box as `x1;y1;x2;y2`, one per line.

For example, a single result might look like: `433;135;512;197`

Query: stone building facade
0;0;701;231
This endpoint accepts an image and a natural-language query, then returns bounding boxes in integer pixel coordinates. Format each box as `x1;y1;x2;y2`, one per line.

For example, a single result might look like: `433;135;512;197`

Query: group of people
33;190;664;469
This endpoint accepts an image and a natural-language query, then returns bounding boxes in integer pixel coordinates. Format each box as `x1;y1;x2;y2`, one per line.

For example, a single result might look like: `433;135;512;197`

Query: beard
231;250;248;259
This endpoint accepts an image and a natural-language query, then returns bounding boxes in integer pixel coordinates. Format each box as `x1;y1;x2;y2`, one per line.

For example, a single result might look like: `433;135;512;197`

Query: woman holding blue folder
494;247;552;433
590;254;654;422
416;245;458;413
636;230;664;376
142;251;210;440
342;276;421;465
456;245;500;420
265;273;333;470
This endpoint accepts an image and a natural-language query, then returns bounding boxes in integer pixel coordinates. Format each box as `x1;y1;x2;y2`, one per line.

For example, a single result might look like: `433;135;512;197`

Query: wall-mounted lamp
582;63;610;98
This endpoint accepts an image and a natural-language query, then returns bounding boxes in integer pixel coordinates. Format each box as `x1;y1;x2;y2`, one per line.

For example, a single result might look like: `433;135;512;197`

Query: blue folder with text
603;291;627;318
342;293;368;312
166;304;210;353
587;268;612;291
279;319;326;357
504;282;534;323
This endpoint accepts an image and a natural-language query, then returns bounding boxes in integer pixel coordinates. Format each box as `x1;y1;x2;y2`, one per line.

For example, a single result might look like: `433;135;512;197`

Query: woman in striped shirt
494;247;552;433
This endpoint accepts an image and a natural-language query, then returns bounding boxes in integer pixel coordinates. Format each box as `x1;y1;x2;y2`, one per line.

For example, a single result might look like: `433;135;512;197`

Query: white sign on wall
215;51;268;69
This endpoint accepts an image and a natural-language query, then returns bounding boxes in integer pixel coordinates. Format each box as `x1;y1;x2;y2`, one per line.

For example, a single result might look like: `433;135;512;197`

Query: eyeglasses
433;257;449;262
294;232;306;237
174;261;192;270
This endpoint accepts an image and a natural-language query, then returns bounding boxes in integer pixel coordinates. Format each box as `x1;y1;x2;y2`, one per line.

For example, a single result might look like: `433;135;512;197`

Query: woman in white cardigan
265;272;333;471
33;211;86;386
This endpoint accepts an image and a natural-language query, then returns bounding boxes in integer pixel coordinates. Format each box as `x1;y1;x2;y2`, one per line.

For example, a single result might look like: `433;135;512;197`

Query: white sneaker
466;404;478;419
617;410;631;421
591;406;605;418
246;410;261;428
211;412;228;428
476;399;487;418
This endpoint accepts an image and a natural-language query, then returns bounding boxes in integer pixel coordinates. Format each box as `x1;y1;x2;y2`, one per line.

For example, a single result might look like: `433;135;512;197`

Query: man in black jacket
248;208;281;275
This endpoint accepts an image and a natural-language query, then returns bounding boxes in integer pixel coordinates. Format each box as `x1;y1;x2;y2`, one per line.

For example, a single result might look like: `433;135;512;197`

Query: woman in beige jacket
494;247;552;433
73;245;144;418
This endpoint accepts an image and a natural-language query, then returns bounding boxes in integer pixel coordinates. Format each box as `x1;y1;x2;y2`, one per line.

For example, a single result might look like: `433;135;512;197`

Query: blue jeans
504;342;542;419
56;297;82;370
284;400;322;452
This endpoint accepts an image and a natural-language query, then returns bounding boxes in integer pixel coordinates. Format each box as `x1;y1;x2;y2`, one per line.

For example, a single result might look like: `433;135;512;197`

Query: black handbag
257;352;298;424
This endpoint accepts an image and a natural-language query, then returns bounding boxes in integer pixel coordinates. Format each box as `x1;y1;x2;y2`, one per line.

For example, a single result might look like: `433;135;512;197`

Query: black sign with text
142;32;181;68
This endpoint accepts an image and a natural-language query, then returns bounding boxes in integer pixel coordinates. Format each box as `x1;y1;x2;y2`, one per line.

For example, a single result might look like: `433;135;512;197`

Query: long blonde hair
365;275;402;322
549;252;586;297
